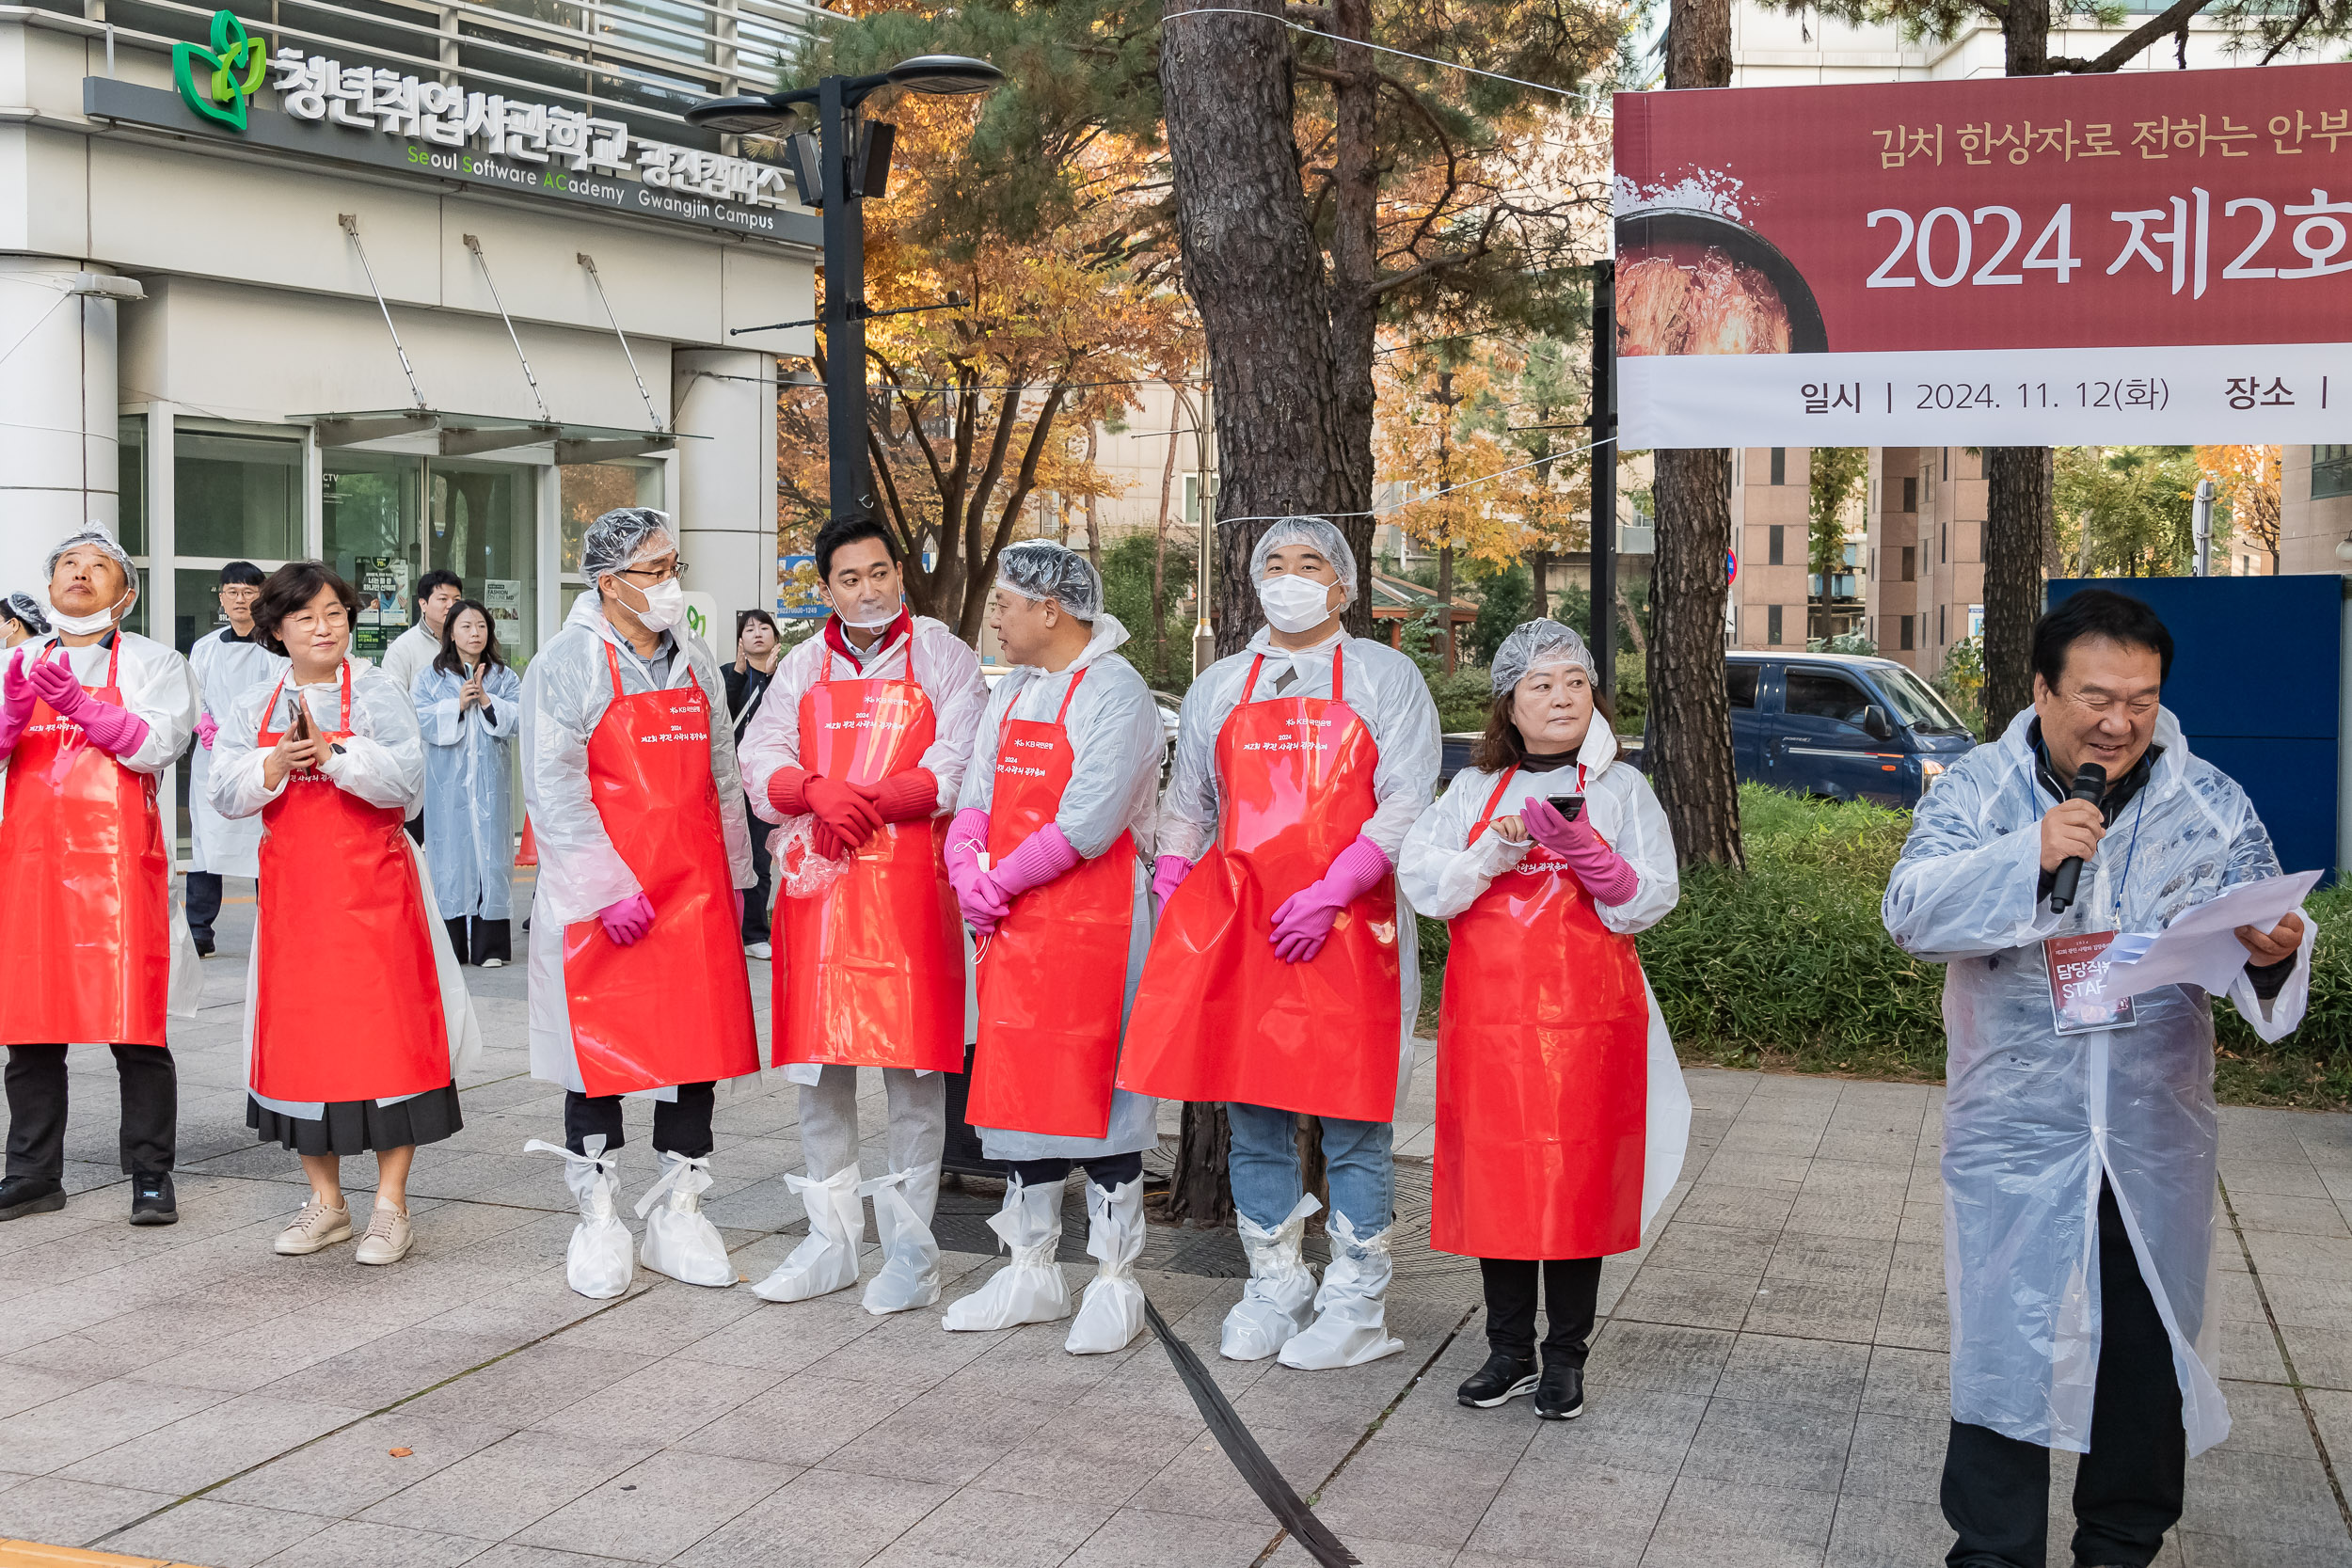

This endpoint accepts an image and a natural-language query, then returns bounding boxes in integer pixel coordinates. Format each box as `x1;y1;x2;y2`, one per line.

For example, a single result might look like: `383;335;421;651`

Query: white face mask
629;578;687;633
48;593;132;637
838;595;902;630
1258;573;1336;635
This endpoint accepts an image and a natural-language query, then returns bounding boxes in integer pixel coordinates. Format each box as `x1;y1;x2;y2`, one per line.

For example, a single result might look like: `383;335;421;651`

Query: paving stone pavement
2;883;2348;1566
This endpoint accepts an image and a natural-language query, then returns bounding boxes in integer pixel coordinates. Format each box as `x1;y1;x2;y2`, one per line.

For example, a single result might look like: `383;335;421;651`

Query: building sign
353;555;409;661
778;553;827;619
90;8;818;245
1613;63;2352;446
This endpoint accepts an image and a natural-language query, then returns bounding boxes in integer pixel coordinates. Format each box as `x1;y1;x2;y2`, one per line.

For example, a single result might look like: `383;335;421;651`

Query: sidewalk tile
1311;1435;1506;1548
1641;1474;1836;1568
1833;1412;1945;1501
0;1379;230;1475
1516;1391;1708;1477
674;1467;951;1568
971;1407;1205;1508
1589;1323;1734;1397
1823;1494;1952;1566
0;1477;174;1547
1858;1345;1949;1420
861;1485;1115;1568
1677;1396;1855;1494
255;1517;490;1567
103;1497;333;1567
673;1370;924;1468
819;1388;1061;1487
1466;1459;1670;1564
57;1392;362;1495
212;1414;516;1518
2209;1379;2320;1460
523;1355;783;1444
356;1429;658;1541
1060;1506;1273;1568
1601;1267;1756;1332
2232;1192;2352;1239
1714;1333;1869;1411
513;1449;797;1561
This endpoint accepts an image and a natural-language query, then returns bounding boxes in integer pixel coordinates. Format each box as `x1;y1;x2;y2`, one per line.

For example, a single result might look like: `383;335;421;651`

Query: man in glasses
1884;588;2311;1568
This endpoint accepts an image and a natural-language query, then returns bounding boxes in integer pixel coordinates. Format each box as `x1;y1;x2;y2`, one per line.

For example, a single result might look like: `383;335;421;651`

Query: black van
1724;651;1977;807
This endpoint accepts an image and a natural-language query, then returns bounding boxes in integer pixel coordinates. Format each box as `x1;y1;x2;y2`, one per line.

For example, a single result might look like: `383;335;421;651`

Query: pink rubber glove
1267;834;1390;965
946;808;1008;932
978;824;1083;911
598;893;655;946
196;712;219;751
1152;854;1193;911
26;657;83;716
34;654;151;759
1522;799;1641;906
0;658;35;753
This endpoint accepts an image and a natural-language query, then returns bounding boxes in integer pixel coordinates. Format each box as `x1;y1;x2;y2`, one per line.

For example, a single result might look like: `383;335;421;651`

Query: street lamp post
688;55;1004;524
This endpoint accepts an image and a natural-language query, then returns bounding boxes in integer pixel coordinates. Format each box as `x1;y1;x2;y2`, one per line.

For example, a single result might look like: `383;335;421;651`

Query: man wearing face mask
737;513;989;1315
1120;515;1440;1370
520;509;760;1298
0;525;200;1226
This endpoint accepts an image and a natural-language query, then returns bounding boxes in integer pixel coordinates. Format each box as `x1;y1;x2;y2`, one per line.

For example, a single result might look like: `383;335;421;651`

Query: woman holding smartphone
1399;619;1689;1420
211;563;482;1265
415;599;523;966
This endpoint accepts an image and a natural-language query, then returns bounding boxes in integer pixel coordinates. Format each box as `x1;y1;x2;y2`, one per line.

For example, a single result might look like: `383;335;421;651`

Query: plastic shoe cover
635;1150;735;1288
1277;1212;1406;1370
526;1137;633;1300
1220;1194;1321;1361
752;1164;864;1302
942;1176;1072;1331
859;1162;944;1315
1066;1177;1148;1355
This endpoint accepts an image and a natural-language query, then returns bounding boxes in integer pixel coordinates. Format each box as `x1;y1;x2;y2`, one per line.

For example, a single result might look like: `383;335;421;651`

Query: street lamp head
682;92;811;134
882;55;1004;95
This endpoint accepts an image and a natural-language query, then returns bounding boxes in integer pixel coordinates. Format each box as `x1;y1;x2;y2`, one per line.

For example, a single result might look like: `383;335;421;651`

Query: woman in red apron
1118;517;1441;1372
934;543;1162;1353
209;563;484;1268
734;516;991;1314
521;509;761;1299
0;525;196;1229
1398;619;1690;1422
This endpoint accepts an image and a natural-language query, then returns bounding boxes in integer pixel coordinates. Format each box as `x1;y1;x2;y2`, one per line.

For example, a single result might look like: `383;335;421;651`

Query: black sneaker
0;1174;66;1221
1535;1360;1584;1420
130;1173;178;1226
1456;1352;1539;1409
193;935;215;958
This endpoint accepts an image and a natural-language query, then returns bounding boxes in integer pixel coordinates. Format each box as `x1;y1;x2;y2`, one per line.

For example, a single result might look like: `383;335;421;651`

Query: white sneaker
745;942;772;960
355;1203;414;1265
481;958;504;968
274;1198;353;1256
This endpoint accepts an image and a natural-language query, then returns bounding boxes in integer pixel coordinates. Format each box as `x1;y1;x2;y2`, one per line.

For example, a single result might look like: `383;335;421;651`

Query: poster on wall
1613;63;2352;447
777;554;828;619
483;579;526;633
353;557;410;663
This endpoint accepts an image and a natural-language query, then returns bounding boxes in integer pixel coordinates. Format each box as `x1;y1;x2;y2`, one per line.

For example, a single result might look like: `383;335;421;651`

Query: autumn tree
2196;444;2282;563
2055;446;2199;578
1808;448;1867;641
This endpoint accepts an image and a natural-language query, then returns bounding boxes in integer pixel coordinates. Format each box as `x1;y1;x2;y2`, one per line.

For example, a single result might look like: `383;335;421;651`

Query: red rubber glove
598;893;655;946
0;658;35;753
1152;855;1193;912
803;773;883;854
766;765;813;818
946;808;1007;932
855;768;940;824
1268;834;1390;965
1522;799;1640;906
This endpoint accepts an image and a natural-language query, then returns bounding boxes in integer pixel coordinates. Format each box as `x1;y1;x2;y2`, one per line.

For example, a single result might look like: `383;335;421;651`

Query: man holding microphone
1884;588;2309;1568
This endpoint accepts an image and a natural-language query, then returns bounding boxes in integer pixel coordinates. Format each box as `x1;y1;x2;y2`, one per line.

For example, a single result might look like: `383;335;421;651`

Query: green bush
1100;532;1198;691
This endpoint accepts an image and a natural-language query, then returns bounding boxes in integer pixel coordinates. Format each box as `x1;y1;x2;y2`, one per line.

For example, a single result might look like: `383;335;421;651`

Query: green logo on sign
172;10;267;131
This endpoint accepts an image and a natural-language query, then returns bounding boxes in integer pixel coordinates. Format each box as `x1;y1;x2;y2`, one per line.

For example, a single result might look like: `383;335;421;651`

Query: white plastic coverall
188;626;284;879
1397;716;1692;1241
1156;623;1441;1110
1883;706;2314;1457
415;660;523;922
954;610;1163;1164
520;594;756;1091
5;632;205;1016
208;658;485;1117
378;622;440;707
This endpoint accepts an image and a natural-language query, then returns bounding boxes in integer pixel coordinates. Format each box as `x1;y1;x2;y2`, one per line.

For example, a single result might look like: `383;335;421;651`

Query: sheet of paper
2097;870;2322;1001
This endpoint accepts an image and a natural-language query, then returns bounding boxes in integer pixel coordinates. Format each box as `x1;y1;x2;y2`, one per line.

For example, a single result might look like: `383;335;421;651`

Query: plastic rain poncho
188;627;286;878
209;658;485;1117
520;594;756;1092
414;658;523;921
1156;624;1440;1101
955;610;1163;1162
1883;705;2314;1457
1398;716;1692;1240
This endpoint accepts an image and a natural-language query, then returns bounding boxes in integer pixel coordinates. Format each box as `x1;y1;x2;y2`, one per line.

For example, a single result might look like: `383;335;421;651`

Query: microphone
2047;762;2108;914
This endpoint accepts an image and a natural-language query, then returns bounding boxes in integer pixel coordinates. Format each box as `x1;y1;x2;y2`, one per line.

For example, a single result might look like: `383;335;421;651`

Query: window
1786;670;1871;726
1767;604;1784;644
1901;476;1917;513
1725;663;1759;708
1900;615;1915;651
1941;524;1948;563
2314;445;2352;500
1182;472;1210;526
1900;545;1915;581
1769;525;1786;565
1939;603;1947;644
1769;448;1786;485
1877;666;1969;732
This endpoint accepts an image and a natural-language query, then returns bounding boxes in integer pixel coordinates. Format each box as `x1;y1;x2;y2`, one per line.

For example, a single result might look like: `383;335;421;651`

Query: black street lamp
688;56;1005;524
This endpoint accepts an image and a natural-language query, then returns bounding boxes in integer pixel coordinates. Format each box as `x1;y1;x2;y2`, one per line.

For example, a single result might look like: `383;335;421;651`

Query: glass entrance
321;453;542;667
432;460;537;664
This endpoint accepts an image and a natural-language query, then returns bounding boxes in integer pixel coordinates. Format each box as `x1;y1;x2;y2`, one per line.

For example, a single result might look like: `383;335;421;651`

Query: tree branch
2058;0;2217;71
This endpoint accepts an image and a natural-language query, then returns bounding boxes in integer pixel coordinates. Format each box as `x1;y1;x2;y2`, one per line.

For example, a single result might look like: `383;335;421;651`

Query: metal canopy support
463;233;552;423
577;253;665;434
555;436;676;465
316;412;438;446
338;214;429;411
441;424;563;457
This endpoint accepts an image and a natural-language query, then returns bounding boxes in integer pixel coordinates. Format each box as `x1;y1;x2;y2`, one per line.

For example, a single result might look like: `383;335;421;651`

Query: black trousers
404;810;424;847
5;1043;177;1178
741;792;772;944
443;917;513;965
1481;1256;1603;1365
564;1082;716;1158
185;872;222;942
1942;1181;2186;1568
1008;1150;1144;1192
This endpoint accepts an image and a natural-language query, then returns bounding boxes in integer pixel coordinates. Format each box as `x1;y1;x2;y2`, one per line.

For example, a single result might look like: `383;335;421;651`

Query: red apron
563;642;759;1096
968;668;1137;1139
776;641;963;1071
250;664;449;1102
0;640;170;1047
1117;646;1402;1122
1431;768;1650;1259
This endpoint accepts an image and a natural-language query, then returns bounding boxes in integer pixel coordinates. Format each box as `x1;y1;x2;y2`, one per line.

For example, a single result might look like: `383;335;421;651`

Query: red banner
1613;65;2352;446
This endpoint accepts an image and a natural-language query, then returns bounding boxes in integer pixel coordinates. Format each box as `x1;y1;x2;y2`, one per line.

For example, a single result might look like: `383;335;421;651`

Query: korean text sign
1613;65;2352;446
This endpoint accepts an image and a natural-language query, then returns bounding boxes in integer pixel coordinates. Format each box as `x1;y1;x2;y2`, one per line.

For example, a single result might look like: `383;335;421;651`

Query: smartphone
1547;795;1584;822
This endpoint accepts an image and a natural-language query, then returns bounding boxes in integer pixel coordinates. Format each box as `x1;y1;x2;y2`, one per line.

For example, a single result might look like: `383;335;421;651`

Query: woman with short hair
1399;620;1689;1420
415;598;522;966
211;562;482;1264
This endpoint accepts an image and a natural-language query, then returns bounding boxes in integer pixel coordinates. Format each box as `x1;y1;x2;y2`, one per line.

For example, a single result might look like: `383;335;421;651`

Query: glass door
431;460;539;667
324;451;425;667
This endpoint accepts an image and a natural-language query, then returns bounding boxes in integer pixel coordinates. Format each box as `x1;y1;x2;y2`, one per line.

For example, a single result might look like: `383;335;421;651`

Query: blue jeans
1226;1102;1393;1236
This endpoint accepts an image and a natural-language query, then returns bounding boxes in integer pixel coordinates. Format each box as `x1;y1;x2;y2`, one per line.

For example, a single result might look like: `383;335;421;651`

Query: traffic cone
516;815;538;867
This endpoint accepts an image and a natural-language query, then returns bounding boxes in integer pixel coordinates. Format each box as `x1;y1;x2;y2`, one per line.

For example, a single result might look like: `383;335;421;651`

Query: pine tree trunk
1982;447;2050;735
1648;0;1740;867
1437;544;1455;673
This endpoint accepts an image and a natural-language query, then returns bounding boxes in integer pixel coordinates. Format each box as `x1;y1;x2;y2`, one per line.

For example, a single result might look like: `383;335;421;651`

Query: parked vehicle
1724;651;1976;807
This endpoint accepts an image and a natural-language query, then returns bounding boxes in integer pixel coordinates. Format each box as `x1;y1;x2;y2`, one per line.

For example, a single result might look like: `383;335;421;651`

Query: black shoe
1535;1360;1584;1420
1456;1352;1539;1408
193;935;215;958
0;1174;66;1221
130;1173;178;1226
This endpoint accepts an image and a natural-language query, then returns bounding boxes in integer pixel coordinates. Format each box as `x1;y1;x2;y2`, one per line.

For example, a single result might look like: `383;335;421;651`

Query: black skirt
247;1082;464;1156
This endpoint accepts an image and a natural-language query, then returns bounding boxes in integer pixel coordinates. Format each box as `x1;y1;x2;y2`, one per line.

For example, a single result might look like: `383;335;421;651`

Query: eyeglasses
617;561;687;583
2062;689;2159;719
